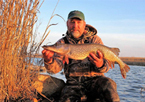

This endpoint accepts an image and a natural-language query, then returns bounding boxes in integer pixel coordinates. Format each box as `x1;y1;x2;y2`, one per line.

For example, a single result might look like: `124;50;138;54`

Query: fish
42;43;130;79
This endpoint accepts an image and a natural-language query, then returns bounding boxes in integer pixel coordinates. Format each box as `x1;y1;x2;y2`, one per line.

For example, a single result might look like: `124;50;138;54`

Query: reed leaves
0;0;42;101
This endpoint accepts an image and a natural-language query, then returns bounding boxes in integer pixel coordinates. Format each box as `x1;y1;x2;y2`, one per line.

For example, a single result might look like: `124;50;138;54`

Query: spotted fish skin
42;44;130;79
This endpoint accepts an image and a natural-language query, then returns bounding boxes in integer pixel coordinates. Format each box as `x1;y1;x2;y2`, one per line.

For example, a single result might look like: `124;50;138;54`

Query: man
42;10;120;102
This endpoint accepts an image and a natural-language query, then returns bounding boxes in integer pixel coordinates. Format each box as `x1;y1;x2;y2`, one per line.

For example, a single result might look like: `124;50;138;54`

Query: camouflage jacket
44;24;109;78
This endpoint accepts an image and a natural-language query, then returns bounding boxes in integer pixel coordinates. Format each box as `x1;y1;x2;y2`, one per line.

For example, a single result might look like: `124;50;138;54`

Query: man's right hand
42;49;54;63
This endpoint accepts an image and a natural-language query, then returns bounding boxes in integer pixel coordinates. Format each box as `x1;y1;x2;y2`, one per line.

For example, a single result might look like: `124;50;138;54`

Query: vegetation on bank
0;0;43;101
0;0;62;101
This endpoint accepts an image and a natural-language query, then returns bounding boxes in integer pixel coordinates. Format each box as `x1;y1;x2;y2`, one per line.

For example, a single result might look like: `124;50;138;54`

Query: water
104;65;145;102
35;58;145;102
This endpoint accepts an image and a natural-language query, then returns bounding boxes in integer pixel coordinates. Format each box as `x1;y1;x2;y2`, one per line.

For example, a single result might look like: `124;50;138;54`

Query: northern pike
42;44;130;79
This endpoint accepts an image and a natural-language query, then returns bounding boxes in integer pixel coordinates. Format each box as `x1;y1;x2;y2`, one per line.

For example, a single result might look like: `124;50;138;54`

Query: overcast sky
36;0;145;57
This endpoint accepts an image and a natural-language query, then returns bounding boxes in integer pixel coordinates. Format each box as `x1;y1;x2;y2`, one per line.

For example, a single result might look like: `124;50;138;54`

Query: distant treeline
120;57;145;66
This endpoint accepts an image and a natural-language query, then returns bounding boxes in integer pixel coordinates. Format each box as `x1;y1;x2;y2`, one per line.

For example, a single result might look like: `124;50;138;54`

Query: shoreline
120;57;145;66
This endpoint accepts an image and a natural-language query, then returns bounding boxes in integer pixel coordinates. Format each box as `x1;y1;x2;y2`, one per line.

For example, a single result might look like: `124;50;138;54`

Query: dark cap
68;10;85;20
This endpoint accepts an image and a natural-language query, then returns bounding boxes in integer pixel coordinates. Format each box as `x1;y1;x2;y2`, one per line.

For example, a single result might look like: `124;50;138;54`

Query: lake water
35;58;145;102
104;65;145;102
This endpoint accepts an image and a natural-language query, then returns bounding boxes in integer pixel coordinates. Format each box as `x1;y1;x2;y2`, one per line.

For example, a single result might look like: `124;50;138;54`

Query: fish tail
120;64;130;79
124;64;130;72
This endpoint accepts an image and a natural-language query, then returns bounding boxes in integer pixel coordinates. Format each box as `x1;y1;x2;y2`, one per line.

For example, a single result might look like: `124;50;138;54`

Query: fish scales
42;43;130;79
68;44;116;60
68;44;96;59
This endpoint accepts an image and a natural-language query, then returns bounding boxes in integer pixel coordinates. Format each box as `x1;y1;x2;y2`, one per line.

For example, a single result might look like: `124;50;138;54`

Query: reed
0;0;43;101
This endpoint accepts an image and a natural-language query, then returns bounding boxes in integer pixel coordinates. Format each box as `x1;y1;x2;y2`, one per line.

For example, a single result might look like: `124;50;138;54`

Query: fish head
42;44;69;55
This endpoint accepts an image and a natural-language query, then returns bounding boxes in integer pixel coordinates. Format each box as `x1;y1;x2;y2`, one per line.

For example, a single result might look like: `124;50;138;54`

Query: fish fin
63;55;69;64
63;59;65;64
107;60;115;69
121;64;130;79
111;48;120;56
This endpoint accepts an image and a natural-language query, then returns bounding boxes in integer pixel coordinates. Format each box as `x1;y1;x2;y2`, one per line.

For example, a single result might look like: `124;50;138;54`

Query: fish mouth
42;45;66;55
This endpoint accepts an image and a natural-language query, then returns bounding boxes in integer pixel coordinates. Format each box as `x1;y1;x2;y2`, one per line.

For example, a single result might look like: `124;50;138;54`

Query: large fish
42;43;130;79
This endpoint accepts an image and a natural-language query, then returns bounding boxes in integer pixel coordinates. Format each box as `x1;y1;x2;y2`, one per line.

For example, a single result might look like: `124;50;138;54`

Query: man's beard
71;31;81;39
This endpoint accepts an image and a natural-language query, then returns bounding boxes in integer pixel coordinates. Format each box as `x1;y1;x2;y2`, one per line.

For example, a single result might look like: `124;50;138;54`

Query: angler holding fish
42;10;130;102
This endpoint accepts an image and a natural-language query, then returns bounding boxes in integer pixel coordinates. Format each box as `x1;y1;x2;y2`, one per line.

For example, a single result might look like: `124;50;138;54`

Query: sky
36;0;145;57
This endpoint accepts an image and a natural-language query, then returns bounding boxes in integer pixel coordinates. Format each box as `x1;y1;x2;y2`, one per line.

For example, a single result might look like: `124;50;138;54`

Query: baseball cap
68;10;85;20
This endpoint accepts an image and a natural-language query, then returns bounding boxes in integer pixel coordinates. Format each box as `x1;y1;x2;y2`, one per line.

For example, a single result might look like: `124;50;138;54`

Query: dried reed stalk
0;0;42;101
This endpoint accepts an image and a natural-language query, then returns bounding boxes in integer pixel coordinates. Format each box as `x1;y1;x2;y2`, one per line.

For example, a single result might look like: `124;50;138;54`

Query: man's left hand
88;50;104;68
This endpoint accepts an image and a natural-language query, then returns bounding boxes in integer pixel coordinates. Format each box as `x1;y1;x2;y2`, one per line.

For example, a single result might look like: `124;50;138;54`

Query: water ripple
105;65;145;102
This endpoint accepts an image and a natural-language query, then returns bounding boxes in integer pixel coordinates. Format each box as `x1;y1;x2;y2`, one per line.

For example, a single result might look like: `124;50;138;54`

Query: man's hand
42;49;54;63
88;50;104;68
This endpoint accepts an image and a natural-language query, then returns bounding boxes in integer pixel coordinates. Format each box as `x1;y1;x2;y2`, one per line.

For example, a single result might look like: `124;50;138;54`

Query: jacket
44;24;109;79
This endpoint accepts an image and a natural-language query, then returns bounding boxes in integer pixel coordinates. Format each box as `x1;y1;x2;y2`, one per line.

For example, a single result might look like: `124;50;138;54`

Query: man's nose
73;22;78;28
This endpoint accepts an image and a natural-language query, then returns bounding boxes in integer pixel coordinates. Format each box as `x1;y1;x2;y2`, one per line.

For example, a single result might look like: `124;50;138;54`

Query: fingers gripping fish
42;44;130;79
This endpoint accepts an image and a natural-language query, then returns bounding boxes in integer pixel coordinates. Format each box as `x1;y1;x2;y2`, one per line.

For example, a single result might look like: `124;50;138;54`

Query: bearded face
67;18;86;39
